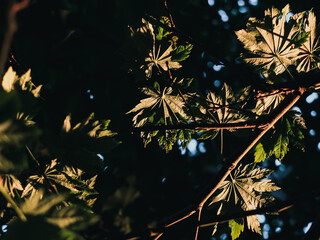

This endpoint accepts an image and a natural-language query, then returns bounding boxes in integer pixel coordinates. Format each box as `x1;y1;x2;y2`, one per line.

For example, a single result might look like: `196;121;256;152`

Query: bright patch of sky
257;214;266;223
275;227;282;233
317;142;320;151
198;142;206;153
207;61;214;68
1;225;7;232
291;106;302;113
213;64;224;71
303;222;312;233
97;153;104;160
309;129;316;136
239;7;248;13
263;223;270;231
187;139;198;156
306;92;319;104
248;0;258;6
214;80;221;88
275;159;281;166
220;233;227;240
237;0;245;7
311;110;317;117
208;0;215;7
218;10;229;22
203;72;207;78
286;12;294;22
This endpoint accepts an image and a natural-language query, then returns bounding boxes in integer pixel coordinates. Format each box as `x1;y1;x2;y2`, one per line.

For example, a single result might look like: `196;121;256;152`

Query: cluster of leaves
235;4;320;75
0;67;119;239
128;17;195;151
255;110;306;162
125;5;320;240
209;163;280;239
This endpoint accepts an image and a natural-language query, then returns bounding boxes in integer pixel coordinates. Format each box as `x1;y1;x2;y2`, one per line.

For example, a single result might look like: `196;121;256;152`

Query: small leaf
254;143;267;163
229;219;244;240
2;67;18;92
171;44;193;62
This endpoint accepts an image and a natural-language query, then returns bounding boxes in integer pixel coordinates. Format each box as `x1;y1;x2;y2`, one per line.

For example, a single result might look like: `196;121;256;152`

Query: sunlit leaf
209;163;280;234
2;67;18;92
295;11;320;72
254;143;267;163
229;219;244;240
127;82;192;151
1;174;23;197
236;4;299;75
198;83;251;140
2;67;42;97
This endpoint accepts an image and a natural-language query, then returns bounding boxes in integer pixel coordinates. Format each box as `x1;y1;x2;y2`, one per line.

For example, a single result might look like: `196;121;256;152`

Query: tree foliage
0;1;319;240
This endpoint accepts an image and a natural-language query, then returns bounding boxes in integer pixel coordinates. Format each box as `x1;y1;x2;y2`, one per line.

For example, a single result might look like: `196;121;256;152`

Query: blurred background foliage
0;0;320;239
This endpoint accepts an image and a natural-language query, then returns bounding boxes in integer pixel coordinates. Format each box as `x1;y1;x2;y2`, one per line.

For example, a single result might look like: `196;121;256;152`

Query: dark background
1;0;320;239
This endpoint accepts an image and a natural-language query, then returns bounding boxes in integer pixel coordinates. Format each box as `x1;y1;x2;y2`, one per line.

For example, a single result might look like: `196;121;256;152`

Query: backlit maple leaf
236;4;299;75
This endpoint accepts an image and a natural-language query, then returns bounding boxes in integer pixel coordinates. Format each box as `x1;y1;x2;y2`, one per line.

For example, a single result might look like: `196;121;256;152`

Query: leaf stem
220;129;224;155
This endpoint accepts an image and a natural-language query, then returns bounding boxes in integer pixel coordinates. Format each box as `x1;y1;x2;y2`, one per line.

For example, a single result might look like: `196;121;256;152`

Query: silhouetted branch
0;0;30;78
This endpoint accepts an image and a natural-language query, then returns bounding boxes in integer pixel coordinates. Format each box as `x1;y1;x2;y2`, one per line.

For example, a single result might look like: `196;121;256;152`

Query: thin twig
0;0;30;79
163;0;175;28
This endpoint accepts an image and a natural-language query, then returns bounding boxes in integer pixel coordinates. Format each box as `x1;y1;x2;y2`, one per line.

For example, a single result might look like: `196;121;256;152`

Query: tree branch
127;87;306;240
0;0;30;78
199;189;320;228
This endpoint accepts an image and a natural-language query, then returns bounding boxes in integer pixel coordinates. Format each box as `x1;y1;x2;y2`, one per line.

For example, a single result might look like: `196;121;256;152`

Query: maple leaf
209;163;280;234
127;83;189;127
255;93;285;115
130;18;182;78
236;4;299;75
1;174;23;197
295;11;320;72
254;110;306;162
198;83;250;140
22;159;98;207
127;82;191;151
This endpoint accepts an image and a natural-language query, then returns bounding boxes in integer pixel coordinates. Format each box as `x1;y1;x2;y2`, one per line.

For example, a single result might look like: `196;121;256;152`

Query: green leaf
292;31;311;47
258;111;306;161
254;143;267;163
273;133;289;160
171;44;193;62
156;17;171;41
229;219;244;240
